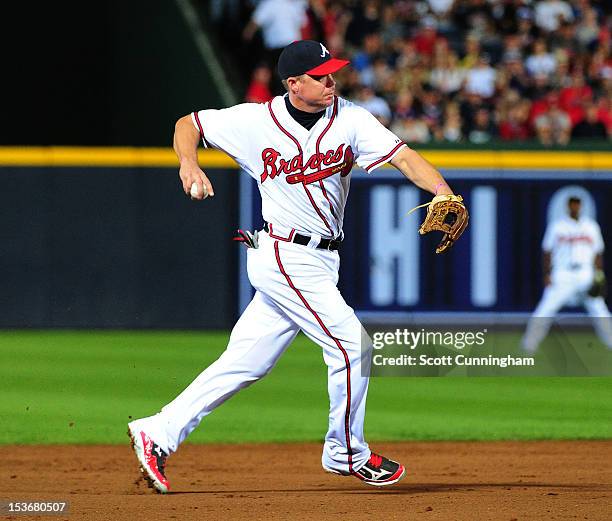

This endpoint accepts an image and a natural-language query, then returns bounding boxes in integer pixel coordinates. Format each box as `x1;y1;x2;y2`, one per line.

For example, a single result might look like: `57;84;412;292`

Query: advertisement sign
239;167;612;323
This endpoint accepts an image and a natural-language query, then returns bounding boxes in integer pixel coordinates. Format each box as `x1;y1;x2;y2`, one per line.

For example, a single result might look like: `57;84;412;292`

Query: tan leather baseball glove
588;269;607;298
410;194;469;254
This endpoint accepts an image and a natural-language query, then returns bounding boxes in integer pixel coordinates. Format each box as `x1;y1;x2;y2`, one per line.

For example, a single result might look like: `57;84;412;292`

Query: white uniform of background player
128;40;458;492
522;196;612;353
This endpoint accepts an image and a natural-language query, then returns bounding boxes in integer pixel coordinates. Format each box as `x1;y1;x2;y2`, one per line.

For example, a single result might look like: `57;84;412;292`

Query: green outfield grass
0;330;611;445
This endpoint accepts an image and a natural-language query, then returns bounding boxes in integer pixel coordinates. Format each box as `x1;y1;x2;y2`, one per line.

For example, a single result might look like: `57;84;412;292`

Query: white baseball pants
522;268;612;351
137;230;372;474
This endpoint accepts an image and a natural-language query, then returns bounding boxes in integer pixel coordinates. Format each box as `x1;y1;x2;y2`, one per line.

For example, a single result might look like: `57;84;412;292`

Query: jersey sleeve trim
364;142;407;173
191;111;211;148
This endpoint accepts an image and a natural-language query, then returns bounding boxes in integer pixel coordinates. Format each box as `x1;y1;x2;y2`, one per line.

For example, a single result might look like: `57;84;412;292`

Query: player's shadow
344;481;612;495
166;482;611;495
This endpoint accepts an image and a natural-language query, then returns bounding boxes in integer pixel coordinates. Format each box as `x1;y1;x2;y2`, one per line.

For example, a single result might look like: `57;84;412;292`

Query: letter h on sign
369;186;420;306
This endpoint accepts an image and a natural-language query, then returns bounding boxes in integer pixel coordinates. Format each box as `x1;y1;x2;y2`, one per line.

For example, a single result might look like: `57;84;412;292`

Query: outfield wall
237;150;612;322
1;148;611;328
0;149;238;328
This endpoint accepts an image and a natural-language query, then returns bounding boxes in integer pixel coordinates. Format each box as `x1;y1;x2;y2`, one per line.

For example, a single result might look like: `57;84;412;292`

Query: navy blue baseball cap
277;40;350;80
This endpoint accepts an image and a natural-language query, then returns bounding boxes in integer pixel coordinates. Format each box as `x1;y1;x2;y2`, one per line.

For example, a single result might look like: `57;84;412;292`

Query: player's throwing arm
174;116;215;200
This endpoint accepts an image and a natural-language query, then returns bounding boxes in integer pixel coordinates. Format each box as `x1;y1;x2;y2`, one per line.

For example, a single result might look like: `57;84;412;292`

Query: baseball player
522;196;612;353
128;40;463;492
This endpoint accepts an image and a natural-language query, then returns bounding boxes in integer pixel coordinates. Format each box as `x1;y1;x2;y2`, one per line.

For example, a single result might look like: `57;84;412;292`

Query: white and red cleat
128;422;170;493
354;452;406;486
324;452;406;487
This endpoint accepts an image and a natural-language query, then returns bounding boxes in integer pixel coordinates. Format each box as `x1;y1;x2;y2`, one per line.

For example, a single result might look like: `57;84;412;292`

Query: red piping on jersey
267;100;334;236
302;183;334;235
319;181;336;219
315;97;338;155
315;98;339;221
365;142;406;172
273;241;355;475
192;112;211;148
267;223;296;242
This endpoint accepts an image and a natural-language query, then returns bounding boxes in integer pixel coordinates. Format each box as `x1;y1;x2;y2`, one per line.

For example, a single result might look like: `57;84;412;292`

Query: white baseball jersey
192;95;406;239
542;215;604;271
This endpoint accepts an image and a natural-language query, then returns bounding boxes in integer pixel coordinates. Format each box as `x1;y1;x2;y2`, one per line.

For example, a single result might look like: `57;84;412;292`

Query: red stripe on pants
273;240;355;474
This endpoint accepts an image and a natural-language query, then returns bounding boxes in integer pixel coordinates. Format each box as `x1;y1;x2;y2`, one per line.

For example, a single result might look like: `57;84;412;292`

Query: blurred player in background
522;196;612;353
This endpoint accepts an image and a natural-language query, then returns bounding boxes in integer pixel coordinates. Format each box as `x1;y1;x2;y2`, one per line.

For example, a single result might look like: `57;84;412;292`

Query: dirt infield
2;441;611;520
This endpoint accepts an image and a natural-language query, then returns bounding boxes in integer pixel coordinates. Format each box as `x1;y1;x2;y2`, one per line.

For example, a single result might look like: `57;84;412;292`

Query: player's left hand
411;194;469;254
588;270;607;298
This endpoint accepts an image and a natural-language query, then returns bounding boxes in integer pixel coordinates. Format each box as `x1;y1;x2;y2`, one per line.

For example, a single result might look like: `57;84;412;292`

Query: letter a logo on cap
278;40;349;79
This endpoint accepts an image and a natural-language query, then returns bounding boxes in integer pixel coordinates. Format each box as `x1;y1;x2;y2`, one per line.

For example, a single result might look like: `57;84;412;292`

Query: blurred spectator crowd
207;0;612;145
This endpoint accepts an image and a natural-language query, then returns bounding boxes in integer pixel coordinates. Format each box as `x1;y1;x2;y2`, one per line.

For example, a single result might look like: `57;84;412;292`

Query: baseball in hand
190;182;208;199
